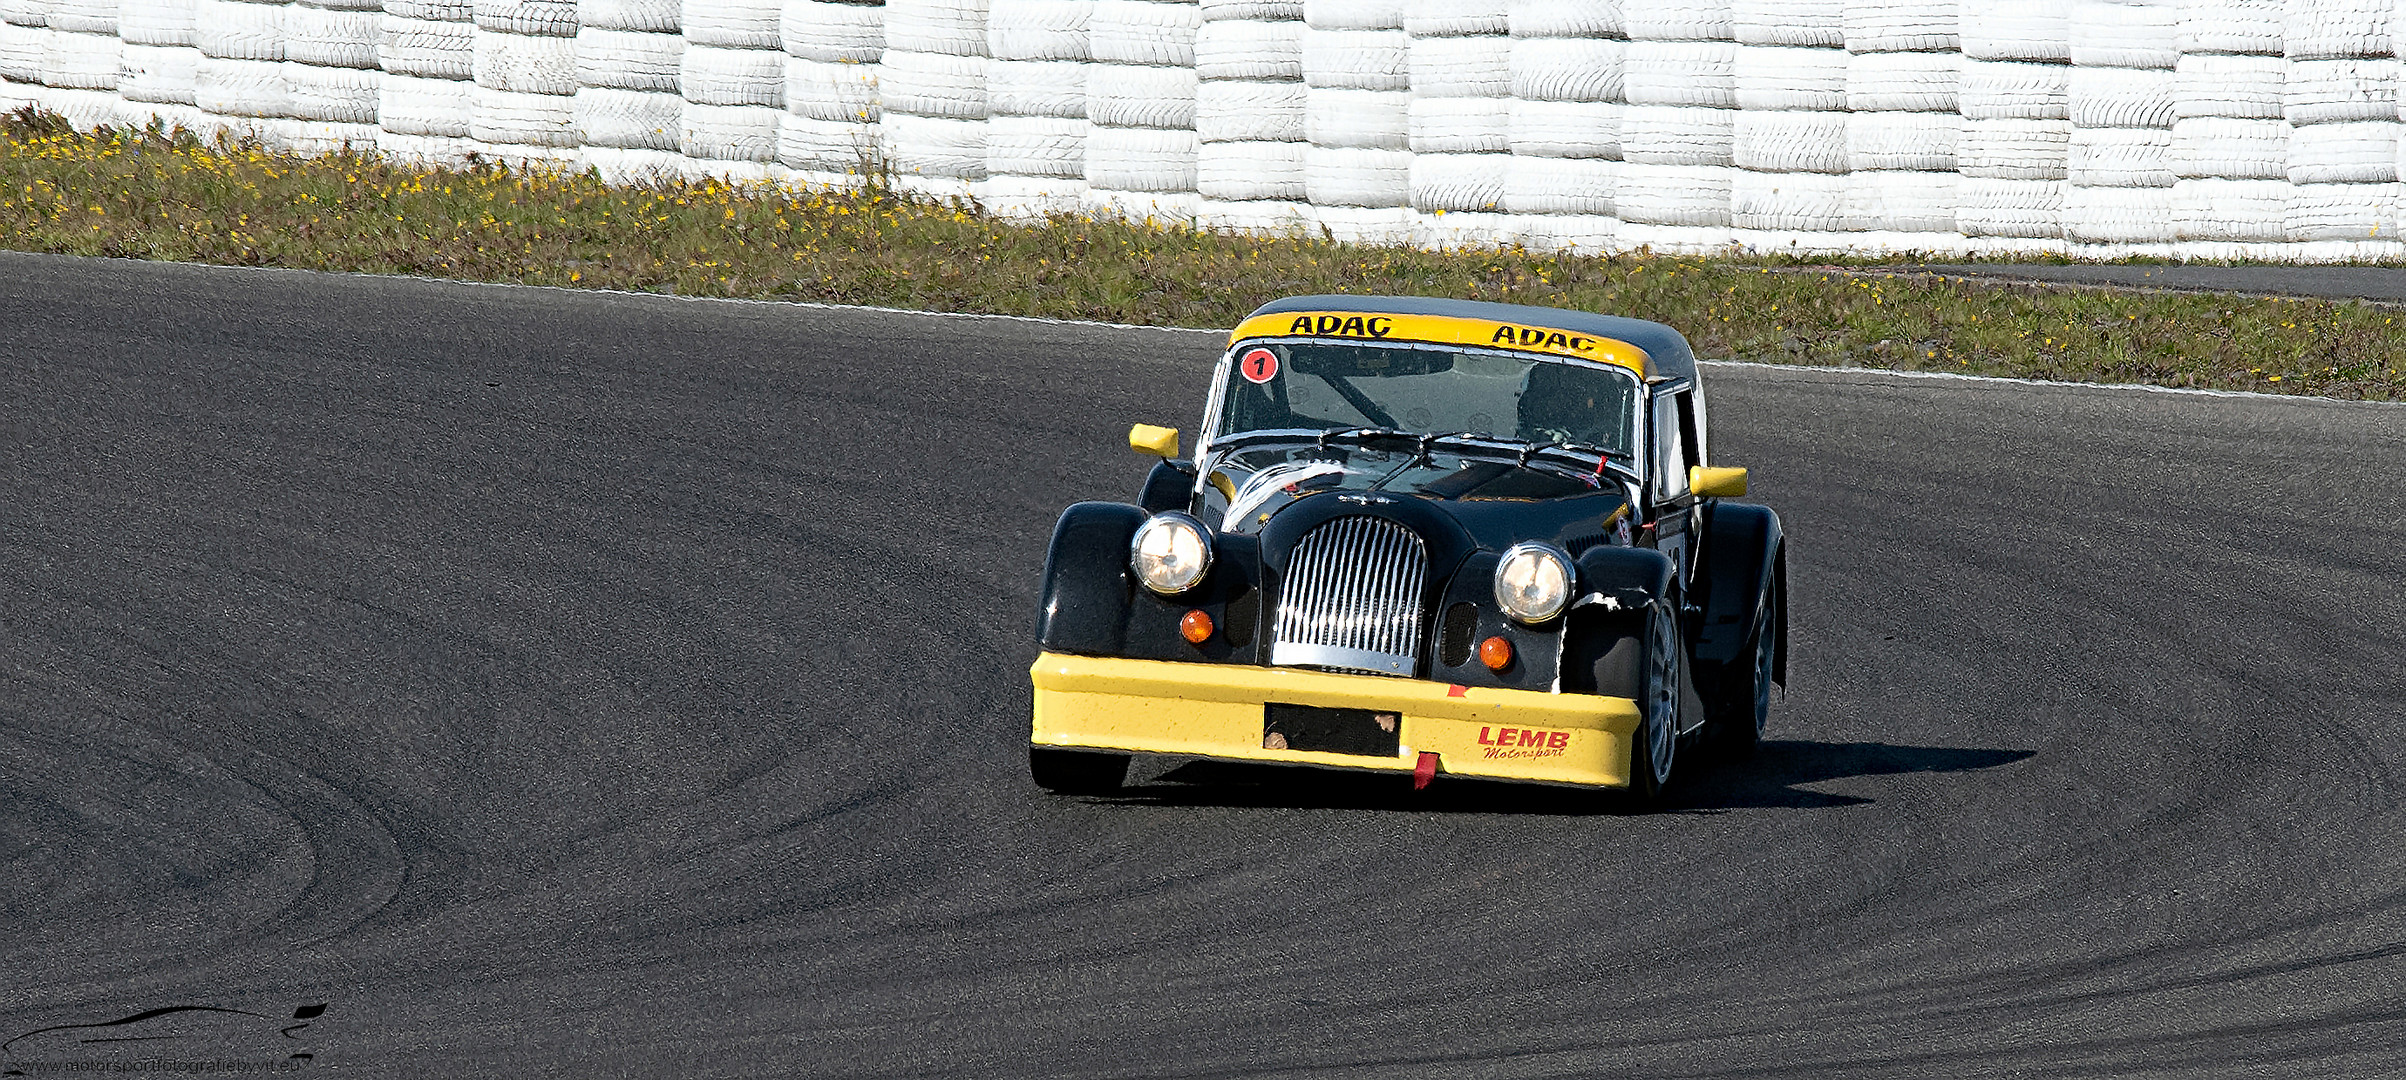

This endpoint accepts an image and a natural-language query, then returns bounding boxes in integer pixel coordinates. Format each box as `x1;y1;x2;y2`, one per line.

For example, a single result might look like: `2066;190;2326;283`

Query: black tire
1587;601;1681;805
1029;747;1130;794
1707;579;1779;759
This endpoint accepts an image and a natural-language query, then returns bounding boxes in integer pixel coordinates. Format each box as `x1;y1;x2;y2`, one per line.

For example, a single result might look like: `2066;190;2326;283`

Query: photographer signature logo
2;1003;327;1074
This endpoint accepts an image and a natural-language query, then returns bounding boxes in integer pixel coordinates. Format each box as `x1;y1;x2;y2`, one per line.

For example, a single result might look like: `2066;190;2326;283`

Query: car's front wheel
1029;747;1130;794
1581;600;1682;805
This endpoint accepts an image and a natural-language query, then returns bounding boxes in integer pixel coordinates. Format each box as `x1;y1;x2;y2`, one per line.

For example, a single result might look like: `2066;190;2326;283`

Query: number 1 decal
1239;347;1279;384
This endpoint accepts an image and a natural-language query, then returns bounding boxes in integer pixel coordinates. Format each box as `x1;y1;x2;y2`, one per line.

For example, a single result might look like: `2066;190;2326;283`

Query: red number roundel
1239;348;1280;383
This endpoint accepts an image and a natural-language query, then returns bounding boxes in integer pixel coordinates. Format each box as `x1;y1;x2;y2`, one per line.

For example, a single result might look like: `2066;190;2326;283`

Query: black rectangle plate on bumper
1264;703;1401;758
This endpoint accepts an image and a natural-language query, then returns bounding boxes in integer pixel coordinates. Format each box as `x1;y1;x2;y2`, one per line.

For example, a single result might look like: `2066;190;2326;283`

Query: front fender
1035;501;1146;654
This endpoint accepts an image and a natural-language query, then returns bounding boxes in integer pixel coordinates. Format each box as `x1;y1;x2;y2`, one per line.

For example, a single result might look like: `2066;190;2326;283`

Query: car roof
1233;294;1699;383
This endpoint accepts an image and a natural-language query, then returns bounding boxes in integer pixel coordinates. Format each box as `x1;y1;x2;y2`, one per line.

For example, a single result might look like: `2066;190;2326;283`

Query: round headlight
1131;512;1213;595
1493;542;1573;624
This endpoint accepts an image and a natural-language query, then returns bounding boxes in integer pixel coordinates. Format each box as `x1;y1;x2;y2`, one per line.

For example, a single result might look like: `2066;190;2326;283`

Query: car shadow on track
1086;742;2034;816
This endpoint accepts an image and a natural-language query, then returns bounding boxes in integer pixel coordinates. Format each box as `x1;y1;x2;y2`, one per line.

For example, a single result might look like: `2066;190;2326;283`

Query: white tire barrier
883;111;986;177
2283;57;2394;124
1409;32;1507;96
286;61;376;121
782;0;880;61
1197;78;1305;140
1196;18;1300;79
119;0;193;45
1405;0;1505;36
785;55;874;119
1306;143;1408;204
683;0;779;49
576;84;678;146
2175;0;2282;55
577;27;679;92
1961;59;2069;118
2069;65;2174;127
2173;176;2286;239
1622;102;1732;165
380;71;471;134
2070;123;2174;185
1734;44;1845;110
1410;149;1506;210
381;16;473;80
1732;169;1848;229
1508;0;1621;40
1960;0;2068;61
1958;175;2062;236
1733;108;1848;171
1091;0;1200;66
48;0;112;34
1510;36;1620;101
1843;0;1959;54
2281;0;2389;58
1847;49;1958;112
284;4;378;69
2285;180;2395;240
121;41;201;103
2169;115;2287;175
1301;26;1405;89
681;99;776;158
197;0;282;63
1734;0;1840;46
1306;84;1404;147
40;27;113;89
471;83;573;144
1502;153;1614;212
880;50;986;118
476;26;573;94
884;0;987;57
1087;121;1198;188
1089;63;1198;127
585;0;678;33
986;112;1084;174
988;0;1090;61
780;110;870;167
198;56;289;115
1409;94;1506;152
1959;116;2069;177
2288;119;2398;181
1848;168;1955;231
1850;109;1957;170
1617;162;1731;226
2069;0;2178;68
1197;137;1306;198
1305;0;1398;30
986;57;1080;118
1508;96;1618;157
1624;40;1734;107
683;41;782;106
1625;0;1731;42
475;0;574;38
2172;52;2283;119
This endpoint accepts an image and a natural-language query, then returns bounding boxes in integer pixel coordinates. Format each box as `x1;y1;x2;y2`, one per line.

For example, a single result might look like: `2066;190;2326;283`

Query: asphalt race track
5;251;2406;1079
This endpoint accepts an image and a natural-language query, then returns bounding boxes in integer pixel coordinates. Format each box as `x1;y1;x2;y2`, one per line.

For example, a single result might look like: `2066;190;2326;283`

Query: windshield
1210;340;1640;458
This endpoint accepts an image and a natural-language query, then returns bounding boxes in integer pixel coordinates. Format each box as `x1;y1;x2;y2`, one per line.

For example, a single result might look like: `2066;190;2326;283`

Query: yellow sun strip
1229;311;1652;375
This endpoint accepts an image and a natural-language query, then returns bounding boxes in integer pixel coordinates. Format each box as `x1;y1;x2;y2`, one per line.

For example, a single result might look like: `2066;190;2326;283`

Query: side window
1651;391;1689;501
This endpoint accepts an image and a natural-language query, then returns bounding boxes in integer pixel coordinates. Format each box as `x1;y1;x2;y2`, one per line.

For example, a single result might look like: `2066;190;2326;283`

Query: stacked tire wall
6;0;2406;258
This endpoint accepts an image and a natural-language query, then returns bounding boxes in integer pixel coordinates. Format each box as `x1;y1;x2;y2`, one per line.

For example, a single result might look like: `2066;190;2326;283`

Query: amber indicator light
1180;609;1215;645
1478;635;1513;671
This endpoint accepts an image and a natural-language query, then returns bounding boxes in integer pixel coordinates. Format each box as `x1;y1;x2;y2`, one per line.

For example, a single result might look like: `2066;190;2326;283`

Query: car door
1645;385;1701;589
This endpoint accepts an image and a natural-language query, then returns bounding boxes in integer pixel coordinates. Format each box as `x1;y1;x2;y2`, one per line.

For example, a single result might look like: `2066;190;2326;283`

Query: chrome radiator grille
1270;516;1429;676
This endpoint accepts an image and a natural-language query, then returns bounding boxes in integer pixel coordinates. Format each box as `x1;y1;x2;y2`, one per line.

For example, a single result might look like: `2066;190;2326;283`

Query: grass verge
5;110;2402;400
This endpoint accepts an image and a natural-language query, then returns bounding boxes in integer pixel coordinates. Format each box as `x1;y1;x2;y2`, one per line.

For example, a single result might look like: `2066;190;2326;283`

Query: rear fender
1693;502;1782;670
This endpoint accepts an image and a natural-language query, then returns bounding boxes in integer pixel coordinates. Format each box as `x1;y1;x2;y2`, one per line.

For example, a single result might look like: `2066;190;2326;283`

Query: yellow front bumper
1029;652;1644;788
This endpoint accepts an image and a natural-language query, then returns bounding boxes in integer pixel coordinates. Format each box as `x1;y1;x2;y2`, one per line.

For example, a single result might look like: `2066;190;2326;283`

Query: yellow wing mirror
1129;424;1181;459
1689;466;1749;498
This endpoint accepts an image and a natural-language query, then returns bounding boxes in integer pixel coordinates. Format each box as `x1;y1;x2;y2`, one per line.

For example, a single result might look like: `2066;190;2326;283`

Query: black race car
1029;295;1786;803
